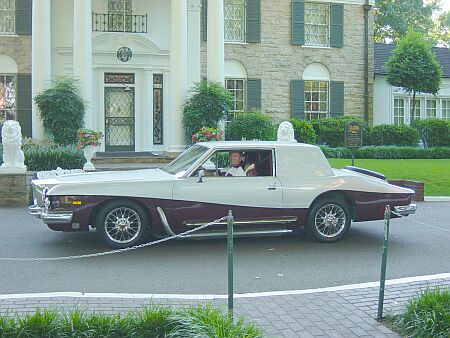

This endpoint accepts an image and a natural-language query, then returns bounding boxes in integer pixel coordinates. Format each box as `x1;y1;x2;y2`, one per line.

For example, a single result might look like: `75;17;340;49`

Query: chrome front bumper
393;204;417;216
28;205;73;224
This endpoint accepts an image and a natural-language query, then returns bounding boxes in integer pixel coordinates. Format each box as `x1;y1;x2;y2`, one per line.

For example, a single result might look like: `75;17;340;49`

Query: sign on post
345;121;363;166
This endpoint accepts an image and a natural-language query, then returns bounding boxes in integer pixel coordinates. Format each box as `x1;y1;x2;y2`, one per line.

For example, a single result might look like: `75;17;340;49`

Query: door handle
267;185;277;191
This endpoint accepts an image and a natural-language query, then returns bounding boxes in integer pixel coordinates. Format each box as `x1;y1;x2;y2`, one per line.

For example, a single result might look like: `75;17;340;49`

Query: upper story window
226;78;245;118
0;74;15;123
304;2;330;47
224;0;246;43
108;0;132;32
0;0;15;35
305;81;328;120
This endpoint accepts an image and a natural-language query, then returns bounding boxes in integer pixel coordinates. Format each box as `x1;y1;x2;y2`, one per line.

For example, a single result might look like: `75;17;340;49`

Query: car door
171;148;286;234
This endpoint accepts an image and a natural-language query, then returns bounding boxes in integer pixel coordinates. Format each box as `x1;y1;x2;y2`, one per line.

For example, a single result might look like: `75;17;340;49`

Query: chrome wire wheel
314;203;347;238
104;207;142;244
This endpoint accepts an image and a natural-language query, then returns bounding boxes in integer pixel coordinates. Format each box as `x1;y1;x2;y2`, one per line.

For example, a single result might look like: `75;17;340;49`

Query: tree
432;10;450;47
34;77;85;145
182;81;233;141
374;0;439;43
385;30;442;122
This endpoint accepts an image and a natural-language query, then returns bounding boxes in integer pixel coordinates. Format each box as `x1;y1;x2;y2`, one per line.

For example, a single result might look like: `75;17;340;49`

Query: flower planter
83;145;98;171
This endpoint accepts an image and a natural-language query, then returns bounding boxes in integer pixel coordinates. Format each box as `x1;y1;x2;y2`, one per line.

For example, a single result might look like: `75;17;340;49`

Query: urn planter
83;145;98;171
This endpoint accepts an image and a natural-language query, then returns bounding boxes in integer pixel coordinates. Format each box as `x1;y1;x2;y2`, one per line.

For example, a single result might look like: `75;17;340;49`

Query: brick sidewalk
1;277;449;337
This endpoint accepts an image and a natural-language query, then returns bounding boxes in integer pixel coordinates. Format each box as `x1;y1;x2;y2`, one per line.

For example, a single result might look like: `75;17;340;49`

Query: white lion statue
1;120;26;171
277;121;296;143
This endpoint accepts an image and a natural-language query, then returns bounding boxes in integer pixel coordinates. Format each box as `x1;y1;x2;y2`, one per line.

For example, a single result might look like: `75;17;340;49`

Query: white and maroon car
29;141;416;248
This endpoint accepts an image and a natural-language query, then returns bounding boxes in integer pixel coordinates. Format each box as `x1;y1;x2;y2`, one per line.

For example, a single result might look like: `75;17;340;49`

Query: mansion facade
0;0;374;152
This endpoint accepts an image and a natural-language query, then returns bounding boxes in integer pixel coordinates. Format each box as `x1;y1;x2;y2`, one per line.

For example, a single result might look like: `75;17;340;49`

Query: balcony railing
92;13;147;33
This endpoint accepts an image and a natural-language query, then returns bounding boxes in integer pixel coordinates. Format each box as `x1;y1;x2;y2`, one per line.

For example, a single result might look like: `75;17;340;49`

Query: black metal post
352;149;355;167
377;205;391;321
227;210;234;315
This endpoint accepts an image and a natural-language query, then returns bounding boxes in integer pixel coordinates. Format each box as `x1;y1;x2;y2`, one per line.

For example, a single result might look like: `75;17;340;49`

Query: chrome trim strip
186;229;293;238
28;205;42;218
393;204;417;216
157;207;176;237
41;211;73;224
184;217;298;228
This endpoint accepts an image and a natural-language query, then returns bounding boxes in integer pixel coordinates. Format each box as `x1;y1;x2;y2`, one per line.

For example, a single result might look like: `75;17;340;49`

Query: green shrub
320;145;450;159
311;116;371;147
34;76;85;146
24;146;85;171
226;111;276;141
290;118;317;144
412;118;450;147
183;81;233;142
0;305;264;338
389;287;450;338
370;124;419;146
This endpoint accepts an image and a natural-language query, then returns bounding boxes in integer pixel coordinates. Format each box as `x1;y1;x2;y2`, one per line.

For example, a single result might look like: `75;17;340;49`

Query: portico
31;0;225;153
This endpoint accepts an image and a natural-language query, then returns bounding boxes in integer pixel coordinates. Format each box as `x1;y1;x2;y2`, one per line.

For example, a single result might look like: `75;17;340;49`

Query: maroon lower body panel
345;191;411;222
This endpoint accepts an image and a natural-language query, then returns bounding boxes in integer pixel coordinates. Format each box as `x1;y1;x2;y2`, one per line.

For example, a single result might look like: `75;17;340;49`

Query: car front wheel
306;198;351;242
96;200;149;249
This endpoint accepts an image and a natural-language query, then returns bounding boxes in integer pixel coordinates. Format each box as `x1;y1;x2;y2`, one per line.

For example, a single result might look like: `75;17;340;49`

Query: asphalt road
0;202;449;295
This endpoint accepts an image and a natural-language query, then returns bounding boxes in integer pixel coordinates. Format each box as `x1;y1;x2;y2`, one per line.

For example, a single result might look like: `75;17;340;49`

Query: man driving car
222;151;246;176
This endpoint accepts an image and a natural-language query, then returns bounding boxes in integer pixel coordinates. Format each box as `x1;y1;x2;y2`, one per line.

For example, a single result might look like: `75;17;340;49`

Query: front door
104;73;135;151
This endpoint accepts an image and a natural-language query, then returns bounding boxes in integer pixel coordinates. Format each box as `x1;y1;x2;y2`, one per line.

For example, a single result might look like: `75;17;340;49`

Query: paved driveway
0;202;449;295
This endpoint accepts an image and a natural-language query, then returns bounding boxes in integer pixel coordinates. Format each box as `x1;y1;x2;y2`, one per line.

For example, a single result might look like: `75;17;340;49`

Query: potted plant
191;127;223;143
76;129;103;171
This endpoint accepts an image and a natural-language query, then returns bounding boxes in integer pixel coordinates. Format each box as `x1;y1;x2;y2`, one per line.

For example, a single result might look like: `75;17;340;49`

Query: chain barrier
0;216;228;262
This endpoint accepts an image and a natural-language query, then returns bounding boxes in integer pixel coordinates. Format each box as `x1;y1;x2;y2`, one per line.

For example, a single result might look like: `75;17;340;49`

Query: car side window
191;149;274;177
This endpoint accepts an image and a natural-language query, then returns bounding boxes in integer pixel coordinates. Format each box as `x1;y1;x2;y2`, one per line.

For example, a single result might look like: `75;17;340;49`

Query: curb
424;196;450;202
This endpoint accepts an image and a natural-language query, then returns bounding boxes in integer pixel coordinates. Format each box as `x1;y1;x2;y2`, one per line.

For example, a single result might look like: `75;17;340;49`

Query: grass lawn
327;159;450;196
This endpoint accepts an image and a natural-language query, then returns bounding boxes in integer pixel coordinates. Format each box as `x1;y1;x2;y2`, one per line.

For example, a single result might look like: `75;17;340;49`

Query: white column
31;0;52;140
187;0;202;89
168;0;188;153
207;0;225;84
73;0;93;129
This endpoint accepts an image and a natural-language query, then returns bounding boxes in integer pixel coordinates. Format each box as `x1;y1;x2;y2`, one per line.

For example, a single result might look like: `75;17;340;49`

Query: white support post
207;0;225;84
187;0;202;90
168;0;188;153
73;0;93;129
31;0;52;140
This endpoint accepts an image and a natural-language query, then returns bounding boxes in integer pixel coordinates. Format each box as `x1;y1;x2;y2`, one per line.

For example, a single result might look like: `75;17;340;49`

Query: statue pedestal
0;166;27;174
0;172;34;207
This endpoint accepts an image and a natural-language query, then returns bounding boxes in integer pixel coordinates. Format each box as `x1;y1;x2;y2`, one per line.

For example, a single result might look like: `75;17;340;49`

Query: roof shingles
374;43;450;78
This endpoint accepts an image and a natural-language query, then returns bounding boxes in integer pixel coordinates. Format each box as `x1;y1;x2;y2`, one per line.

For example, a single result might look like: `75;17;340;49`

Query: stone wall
0;173;35;207
201;1;374;123
0;35;32;73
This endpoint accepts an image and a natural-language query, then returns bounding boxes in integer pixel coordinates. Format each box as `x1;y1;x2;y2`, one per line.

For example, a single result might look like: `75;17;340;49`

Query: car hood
33;168;175;187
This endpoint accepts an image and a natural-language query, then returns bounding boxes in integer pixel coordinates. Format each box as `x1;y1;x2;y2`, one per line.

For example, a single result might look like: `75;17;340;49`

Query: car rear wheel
96;200;149;249
306;197;351;242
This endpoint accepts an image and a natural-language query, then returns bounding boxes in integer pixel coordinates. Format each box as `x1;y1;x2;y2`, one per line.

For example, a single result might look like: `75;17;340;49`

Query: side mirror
197;169;205;183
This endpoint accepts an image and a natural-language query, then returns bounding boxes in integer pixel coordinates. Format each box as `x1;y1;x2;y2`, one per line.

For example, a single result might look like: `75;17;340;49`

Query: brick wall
0;173;35;207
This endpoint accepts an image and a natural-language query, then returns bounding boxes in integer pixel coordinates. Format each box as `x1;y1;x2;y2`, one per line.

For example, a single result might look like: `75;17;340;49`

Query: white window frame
224;0;246;43
0;0;15;35
408;97;421;122
393;97;406;125
304;2;330;47
226;78;246;119
441;98;450;121
304;80;329;120
425;98;438;119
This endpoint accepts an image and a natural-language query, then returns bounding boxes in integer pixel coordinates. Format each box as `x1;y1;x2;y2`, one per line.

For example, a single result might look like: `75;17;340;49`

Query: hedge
320;145;450;159
226;111;276;141
370;124;419;146
412;118;450;147
0;144;84;171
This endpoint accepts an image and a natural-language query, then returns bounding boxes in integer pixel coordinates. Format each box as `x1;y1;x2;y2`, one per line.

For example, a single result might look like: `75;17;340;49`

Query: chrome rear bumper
28;205;73;224
393;204;417;216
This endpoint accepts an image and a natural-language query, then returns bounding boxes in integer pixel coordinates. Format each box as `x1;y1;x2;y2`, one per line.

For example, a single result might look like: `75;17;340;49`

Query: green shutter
330;81;344;117
246;0;261;43
291;0;304;45
330;3;344;48
291;80;305;119
15;0;32;35
16;74;32;138
202;0;207;41
246;79;261;110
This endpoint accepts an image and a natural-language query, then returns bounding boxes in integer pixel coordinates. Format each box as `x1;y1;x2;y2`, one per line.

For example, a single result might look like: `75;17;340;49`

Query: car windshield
162;145;209;177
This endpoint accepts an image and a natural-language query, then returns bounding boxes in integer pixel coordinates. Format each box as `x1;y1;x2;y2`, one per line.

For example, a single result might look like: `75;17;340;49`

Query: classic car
29;141;416;248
